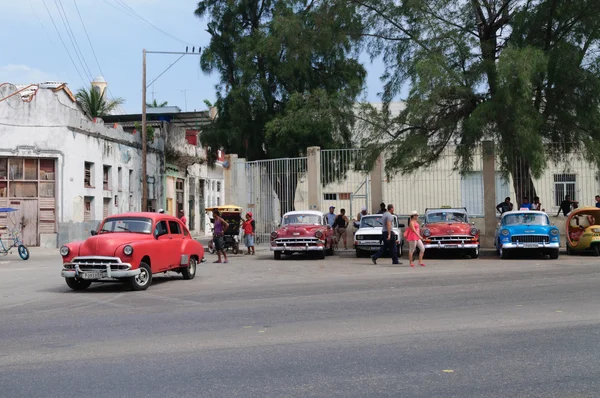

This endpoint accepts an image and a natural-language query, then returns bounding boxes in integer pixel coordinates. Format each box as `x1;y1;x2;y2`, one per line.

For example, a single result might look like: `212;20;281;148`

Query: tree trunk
510;157;538;208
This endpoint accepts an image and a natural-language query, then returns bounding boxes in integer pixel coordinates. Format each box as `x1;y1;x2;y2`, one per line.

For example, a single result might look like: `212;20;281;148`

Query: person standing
357;206;368;222
377;202;386;214
406;211;425;267
496;197;513;214
242;212;256;255
326;206;336;227
333;209;349;250
520;197;532;210
595;195;600;209
212;209;229;264
371;204;401;265
178;210;187;226
557;195;578;216
530;196;543;211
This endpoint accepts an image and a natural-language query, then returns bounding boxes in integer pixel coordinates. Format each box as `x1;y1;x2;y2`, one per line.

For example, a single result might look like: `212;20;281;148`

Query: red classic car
60;212;205;291
421;207;480;258
270;210;335;260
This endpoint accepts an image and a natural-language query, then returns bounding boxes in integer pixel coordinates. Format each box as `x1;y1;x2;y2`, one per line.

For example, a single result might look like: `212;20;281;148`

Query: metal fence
245;157;308;244
320;149;371;220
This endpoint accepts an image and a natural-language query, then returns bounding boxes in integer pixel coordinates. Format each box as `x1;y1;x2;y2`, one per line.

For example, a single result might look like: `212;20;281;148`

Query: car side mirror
90;230;97;236
398;223;405;228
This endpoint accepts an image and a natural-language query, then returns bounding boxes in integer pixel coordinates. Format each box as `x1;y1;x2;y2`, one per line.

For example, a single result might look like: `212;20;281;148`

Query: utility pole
141;48;201;212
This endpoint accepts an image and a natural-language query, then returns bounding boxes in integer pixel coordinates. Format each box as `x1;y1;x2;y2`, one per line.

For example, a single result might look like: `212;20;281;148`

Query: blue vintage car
495;210;560;259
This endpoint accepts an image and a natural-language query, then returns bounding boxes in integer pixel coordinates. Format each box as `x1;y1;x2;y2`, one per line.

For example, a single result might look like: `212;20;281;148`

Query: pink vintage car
270;210;335;260
60;212;205;291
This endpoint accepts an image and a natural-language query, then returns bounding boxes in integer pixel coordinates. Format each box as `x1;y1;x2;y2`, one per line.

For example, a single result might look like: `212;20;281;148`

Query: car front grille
429;235;473;242
65;257;130;271
511;235;549;243
273;238;321;246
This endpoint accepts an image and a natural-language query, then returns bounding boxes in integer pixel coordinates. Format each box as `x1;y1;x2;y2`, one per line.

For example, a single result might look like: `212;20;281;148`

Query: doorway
8;199;38;246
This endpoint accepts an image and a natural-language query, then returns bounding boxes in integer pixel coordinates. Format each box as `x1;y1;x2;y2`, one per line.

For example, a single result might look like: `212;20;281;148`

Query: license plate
524;243;539;248
370;246;381;250
444;245;458;249
81;272;103;280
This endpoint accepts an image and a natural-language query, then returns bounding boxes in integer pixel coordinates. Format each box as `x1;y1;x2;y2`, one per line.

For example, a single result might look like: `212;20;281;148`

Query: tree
353;0;600;203
147;99;168;108
75;86;124;118
195;0;366;214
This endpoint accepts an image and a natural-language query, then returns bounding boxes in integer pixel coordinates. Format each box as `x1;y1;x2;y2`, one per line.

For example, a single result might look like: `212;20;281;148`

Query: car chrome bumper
424;242;479;250
61;262;141;279
501;242;560;249
271;244;324;252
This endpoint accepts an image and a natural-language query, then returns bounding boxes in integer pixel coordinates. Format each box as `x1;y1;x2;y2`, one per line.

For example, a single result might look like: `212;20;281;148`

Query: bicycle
0;226;30;260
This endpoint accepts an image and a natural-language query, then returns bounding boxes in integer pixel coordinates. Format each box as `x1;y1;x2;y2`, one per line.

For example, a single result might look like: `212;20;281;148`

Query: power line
101;0;194;46
146;54;186;88
29;0;55;46
53;0;93;80
41;0;86;86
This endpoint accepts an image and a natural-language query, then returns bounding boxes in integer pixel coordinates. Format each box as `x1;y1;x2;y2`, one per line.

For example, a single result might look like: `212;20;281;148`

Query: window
10;182;37;197
84;162;94;188
554;174;576;206
129;170;134;193
114;195;119;207
103;198;111;218
0;181;6;197
24;159;38;180
168;220;182;235
84;196;94;222
216;182;221;192
324;193;337;200
117;167;123;191
39;159;55;180
0;158;6;180
103;165;112;190
154;220;168;236
129;194;134;212
9;158;23;180
338;192;351;200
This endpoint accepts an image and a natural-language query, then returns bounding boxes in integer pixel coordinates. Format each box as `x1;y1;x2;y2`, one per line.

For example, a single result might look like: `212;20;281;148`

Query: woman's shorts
336;227;347;237
214;235;225;251
408;240;425;254
245;234;255;247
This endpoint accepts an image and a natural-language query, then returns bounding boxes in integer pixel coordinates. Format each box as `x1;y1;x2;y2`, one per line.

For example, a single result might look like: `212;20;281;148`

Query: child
242;212;256;255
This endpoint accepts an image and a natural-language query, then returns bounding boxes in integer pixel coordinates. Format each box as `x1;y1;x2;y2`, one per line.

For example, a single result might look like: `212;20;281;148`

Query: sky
1;0;390;114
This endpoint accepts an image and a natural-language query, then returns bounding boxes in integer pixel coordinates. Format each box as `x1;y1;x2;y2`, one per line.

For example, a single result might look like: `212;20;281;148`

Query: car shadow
42;274;185;294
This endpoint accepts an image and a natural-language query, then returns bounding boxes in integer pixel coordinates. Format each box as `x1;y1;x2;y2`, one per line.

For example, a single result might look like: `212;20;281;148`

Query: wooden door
8;199;38;246
167;198;173;215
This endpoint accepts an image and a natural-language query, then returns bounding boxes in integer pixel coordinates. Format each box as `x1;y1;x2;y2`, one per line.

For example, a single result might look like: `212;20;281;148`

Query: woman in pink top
406;210;425;267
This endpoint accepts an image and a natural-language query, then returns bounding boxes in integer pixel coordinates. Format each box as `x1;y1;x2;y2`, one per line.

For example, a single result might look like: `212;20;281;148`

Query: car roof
283;210;324;217
104;212;180;221
501;210;548;217
425;208;467;214
361;214;397;218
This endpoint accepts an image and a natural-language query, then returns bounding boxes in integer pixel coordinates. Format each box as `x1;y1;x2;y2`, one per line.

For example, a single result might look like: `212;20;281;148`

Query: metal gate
245;157;308;245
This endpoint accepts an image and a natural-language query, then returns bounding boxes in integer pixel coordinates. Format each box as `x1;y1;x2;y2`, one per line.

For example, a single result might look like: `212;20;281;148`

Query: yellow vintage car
566;207;600;256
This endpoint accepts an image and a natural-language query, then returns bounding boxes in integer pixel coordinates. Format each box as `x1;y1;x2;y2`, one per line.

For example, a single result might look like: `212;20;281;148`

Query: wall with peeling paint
0;85;165;247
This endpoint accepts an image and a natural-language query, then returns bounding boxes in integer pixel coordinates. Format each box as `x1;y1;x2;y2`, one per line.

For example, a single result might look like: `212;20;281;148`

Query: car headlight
60;246;70;257
423;229;431;237
270;231;278;239
501;229;509;236
551;229;559;236
315;231;323;239
470;228;479;236
356;235;363;240
123;245;133;256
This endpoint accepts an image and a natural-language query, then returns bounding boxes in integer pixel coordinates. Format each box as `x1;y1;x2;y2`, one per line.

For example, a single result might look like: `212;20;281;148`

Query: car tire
566;245;573;255
232;243;239;255
500;247;510;259
274;251;281;260
471;248;480;259
65;277;92;291
594;245;600;257
181;257;197;280
355;249;364;258
317;250;325;260
327;242;335;256
549;249;559;259
129;262;152;291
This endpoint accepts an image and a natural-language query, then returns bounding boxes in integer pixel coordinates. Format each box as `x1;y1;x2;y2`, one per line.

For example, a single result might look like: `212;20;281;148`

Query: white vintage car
353;214;404;258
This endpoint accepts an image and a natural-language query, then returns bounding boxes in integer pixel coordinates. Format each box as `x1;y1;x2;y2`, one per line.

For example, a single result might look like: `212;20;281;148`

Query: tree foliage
75;86;124;118
146;99;168;108
353;0;600;200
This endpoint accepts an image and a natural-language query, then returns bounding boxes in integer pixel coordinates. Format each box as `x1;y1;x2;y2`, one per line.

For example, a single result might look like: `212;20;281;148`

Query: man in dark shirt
496;197;513;214
376;202;386;214
557;195;578;216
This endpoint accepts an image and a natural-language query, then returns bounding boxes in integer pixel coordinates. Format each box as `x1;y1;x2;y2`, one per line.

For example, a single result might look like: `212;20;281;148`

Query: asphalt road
0;247;599;397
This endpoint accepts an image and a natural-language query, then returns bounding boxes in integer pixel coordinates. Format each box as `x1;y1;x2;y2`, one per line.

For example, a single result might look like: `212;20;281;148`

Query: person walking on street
406;210;425;267
212;209;229;263
242;212;256;255
371;204;401;265
333;209;349;250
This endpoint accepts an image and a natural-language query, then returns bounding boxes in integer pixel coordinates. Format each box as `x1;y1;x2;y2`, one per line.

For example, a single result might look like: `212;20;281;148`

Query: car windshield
99;217;153;234
426;211;467;223
282;214;322;225
360;216;398;228
503;213;549;226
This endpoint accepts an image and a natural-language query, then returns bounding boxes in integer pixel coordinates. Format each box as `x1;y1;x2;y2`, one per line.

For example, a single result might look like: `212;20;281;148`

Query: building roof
103;110;212;129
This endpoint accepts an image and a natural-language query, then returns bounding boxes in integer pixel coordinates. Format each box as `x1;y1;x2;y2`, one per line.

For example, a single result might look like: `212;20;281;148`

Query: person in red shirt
178;210;187;226
242;212;256;255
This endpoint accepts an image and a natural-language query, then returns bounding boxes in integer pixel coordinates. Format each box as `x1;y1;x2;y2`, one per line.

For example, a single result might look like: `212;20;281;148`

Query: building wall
0;85;164;247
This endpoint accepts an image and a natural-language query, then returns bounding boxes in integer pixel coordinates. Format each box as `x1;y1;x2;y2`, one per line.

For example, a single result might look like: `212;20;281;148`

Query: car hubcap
190;259;196;275
135;269;149;286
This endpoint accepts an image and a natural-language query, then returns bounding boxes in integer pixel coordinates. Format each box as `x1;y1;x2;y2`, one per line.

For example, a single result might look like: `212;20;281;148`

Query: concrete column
482;141;496;246
307;146;321;210
236;158;247;210
223;154;237;205
369;154;383;214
